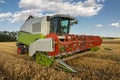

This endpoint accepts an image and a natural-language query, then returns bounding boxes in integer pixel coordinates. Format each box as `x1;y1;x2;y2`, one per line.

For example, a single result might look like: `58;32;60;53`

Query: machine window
50;17;70;35
60;20;69;34
50;17;59;33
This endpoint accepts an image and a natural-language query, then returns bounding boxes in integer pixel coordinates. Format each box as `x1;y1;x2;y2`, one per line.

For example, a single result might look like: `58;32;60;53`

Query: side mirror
74;20;78;24
70;20;78;26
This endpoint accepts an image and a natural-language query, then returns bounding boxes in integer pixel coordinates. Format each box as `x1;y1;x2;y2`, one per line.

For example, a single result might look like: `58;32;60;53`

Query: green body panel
18;31;45;46
36;52;54;67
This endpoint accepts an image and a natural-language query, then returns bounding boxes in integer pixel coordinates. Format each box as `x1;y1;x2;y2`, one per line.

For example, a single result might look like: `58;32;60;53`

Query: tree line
0;31;17;42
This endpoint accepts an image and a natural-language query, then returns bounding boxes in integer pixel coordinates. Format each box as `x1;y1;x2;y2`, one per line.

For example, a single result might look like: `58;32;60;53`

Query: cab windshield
50;17;70;35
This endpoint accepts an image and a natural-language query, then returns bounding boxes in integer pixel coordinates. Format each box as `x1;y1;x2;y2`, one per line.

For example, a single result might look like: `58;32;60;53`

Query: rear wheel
17;45;25;54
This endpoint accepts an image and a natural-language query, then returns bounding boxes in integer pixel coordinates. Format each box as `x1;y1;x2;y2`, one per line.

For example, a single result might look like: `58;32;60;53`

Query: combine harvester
16;14;102;72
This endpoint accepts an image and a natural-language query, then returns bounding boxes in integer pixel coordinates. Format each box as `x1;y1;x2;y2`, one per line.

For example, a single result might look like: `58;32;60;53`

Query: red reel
96;36;102;46
91;36;98;46
88;36;95;47
64;34;78;52
85;36;92;49
72;35;78;51
46;33;60;56
78;35;86;50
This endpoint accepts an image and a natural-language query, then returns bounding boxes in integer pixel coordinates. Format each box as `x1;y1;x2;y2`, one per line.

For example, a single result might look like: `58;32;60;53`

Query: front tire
17;45;25;54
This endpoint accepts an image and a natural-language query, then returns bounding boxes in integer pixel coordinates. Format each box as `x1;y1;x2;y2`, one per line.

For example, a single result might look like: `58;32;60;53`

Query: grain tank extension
16;14;102;72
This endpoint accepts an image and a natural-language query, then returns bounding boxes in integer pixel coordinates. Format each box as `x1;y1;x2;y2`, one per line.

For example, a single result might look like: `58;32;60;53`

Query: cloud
95;24;102;28
0;0;5;3
0;0;105;23
0;12;12;22
96;0;105;3
110;22;120;28
0;12;12;19
19;0;104;17
8;9;43;23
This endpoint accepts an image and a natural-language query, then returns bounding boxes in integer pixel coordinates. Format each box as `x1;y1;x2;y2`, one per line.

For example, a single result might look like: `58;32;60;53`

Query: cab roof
26;14;75;22
50;14;75;20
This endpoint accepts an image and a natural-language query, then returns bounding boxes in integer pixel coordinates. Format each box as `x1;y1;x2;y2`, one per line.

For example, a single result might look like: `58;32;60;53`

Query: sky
0;0;120;37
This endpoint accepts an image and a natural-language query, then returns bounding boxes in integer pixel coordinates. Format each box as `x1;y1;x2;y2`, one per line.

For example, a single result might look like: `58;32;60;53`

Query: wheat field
0;39;120;80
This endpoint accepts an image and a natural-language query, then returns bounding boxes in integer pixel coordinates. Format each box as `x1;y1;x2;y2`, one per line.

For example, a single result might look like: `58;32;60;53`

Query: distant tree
0;31;17;42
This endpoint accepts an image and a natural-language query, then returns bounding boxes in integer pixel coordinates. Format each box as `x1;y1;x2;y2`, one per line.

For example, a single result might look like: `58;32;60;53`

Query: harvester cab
17;14;102;72
49;14;77;36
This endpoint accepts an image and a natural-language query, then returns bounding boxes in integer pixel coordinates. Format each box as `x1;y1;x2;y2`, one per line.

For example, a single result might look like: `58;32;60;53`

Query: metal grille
32;22;41;32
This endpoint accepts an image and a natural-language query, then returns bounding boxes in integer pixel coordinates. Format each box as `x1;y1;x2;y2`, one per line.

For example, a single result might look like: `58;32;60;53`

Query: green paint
18;31;45;46
90;47;100;52
36;52;54;67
